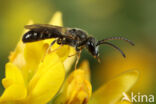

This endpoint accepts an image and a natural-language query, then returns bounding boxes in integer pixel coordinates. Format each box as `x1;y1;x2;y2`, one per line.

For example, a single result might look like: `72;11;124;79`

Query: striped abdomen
22;29;62;43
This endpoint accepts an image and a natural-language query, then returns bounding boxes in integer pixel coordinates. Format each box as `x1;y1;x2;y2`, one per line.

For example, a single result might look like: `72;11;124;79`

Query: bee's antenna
97;41;126;58
97;37;135;46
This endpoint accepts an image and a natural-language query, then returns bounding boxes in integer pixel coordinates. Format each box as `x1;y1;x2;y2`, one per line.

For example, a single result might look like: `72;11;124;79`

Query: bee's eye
91;42;94;46
87;40;94;46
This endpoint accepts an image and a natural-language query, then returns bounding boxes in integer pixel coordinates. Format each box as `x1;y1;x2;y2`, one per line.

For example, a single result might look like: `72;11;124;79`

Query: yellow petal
54;45;71;62
8;20;34;69
79;60;91;81
49;11;63;26
54;69;92;104
8;40;25;69
2;63;25;88
63;47;76;72
89;70;139;104
0;84;27;102
24;41;46;71
27;53;65;104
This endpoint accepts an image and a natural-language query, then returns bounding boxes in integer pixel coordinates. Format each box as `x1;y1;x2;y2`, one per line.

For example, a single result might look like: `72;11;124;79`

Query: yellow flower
53;61;92;104
53;61;139;104
0;11;139;104
0;11;75;104
1;53;64;104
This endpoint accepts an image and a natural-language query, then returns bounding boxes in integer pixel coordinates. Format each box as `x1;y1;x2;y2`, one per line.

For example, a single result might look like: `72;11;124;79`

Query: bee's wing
25;24;75;38
23;24;68;43
24;24;64;30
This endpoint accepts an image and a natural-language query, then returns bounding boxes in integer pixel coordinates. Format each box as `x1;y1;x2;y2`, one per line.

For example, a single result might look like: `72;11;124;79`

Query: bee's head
86;37;100;62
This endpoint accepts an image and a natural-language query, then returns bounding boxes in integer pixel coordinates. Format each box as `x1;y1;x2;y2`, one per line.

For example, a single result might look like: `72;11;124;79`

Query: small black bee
23;24;134;66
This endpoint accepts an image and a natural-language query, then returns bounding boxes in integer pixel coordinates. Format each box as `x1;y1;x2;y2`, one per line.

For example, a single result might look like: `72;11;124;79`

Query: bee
23;24;134;68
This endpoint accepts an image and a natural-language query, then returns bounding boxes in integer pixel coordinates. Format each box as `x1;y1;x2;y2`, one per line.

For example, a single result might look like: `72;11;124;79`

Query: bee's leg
75;50;81;70
42;39;57;61
68;53;78;57
68;46;82;57
47;39;57;53
48;38;64;52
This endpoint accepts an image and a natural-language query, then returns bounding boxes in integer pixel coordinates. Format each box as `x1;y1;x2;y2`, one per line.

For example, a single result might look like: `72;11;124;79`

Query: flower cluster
0;12;139;104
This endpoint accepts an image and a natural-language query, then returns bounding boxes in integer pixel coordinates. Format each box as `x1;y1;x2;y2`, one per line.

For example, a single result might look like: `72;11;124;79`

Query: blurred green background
0;0;156;98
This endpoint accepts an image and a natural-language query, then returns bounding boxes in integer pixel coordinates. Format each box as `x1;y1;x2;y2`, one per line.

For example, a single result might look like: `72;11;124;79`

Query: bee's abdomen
22;29;62;43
